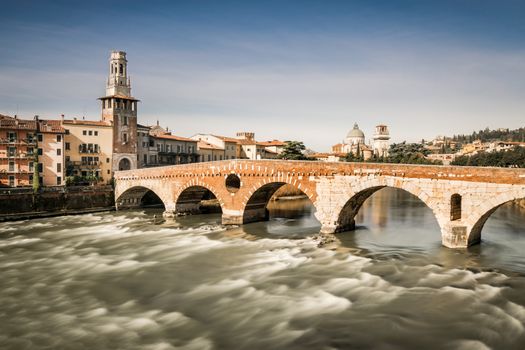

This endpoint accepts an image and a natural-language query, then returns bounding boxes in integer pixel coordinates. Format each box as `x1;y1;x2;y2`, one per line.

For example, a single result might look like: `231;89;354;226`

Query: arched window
119;64;123;74
450;193;462;221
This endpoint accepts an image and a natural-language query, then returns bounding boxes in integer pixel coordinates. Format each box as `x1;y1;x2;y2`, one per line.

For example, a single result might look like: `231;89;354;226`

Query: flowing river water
1;188;525;349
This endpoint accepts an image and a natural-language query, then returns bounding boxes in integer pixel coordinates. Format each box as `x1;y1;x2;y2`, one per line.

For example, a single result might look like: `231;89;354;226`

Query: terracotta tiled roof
236;139;257;145
0;115;37;130
62;119;112;127
211;134;241;143
264;148;278;154
154;134;196;142
259;140;285;147
40;120;65;133
197;141;224;150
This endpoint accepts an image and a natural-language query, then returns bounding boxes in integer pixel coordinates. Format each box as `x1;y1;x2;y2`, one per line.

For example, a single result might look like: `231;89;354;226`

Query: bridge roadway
114;160;525;248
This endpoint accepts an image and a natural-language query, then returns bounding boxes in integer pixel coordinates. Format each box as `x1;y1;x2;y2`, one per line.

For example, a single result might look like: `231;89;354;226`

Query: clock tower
99;51;138;172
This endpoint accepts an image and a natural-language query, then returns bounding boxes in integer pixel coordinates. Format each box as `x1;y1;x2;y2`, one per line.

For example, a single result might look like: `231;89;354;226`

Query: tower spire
106;51;131;97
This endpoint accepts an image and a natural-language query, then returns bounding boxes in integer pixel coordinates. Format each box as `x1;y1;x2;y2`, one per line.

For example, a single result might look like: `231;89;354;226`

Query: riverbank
0;186;114;221
0;207;115;222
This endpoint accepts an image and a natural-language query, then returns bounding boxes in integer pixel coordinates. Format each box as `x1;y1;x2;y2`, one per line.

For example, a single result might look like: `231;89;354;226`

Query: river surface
1;188;525;349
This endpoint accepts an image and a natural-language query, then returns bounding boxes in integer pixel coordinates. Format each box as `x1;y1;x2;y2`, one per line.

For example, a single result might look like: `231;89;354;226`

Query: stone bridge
114;160;525;248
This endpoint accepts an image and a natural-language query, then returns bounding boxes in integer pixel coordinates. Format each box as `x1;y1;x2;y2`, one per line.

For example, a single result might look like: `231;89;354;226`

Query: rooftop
62;119;112;127
197;140;224;150
153;133;195;142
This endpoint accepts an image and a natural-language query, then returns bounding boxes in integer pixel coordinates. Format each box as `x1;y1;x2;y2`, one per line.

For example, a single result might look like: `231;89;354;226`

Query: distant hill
451;127;525;144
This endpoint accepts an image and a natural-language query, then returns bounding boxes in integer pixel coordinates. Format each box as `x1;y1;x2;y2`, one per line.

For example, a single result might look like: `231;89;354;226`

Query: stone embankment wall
0;186;114;219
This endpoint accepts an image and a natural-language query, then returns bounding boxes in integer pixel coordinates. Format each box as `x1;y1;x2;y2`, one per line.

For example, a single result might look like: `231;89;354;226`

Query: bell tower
99;50;138;172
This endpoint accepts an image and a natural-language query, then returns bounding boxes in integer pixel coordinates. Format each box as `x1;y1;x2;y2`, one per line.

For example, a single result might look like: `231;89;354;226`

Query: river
1;188;525;349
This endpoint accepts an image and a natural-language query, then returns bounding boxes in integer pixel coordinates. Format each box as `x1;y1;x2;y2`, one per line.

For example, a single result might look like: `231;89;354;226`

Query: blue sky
0;0;524;151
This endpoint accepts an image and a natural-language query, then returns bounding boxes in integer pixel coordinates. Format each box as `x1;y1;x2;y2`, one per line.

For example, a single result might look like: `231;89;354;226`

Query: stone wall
0;186;114;217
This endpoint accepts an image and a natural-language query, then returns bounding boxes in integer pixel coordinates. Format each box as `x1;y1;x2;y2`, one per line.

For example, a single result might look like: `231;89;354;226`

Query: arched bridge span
114;160;525;248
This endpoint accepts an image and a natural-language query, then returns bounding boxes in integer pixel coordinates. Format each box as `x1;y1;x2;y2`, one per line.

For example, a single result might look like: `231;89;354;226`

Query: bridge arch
172;180;226;215
116;185;167;210
240;180;316;224
466;189;525;246
330;179;443;234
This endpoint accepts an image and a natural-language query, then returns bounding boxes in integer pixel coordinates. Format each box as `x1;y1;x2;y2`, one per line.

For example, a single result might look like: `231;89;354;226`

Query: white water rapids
1;188;525;349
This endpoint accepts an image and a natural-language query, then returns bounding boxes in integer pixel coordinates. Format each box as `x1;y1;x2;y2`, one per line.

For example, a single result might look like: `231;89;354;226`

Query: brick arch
115;184;168;210
466;189;525;245
173;178;228;212
239;178;316;224
329;178;443;233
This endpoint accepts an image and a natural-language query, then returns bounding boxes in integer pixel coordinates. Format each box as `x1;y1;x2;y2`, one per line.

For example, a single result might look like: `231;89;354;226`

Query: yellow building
62;118;113;184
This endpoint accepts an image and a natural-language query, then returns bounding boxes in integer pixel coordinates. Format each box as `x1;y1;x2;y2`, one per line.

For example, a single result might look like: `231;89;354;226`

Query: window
123;116;128;125
57;149;61;156
37;148;43;155
65;142;70;150
107;170;110;175
37;134;43;142
143;154;147;163
38;163;43;172
89;130;93;136
208;155;211;161
57;177;62;185
65;156;70;162
57;135;62;142
220;155;223;160
106;158;110;163
8;147;16;157
123;133;128;143
8;176;14;187
65;129;70;135
8;132;16;142
29;162;34;171
8;161;15;172
119;64;123;74
94;131;98;136
451;194;462;221
83;130;87;136
57;163;62;173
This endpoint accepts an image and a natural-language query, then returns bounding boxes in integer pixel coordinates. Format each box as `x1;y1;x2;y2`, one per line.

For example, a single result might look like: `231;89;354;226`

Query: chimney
60;114;64;121
34;115;39;121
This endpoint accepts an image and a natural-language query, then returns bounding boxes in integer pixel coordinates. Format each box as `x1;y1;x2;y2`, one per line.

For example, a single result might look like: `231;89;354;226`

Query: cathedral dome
347;123;365;138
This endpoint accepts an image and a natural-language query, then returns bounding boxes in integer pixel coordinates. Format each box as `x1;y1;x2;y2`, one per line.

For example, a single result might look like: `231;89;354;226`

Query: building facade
0;115;65;187
62;118;113;184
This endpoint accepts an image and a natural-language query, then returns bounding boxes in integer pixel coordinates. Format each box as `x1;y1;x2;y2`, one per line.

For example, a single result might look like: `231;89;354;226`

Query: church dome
347;123;365;138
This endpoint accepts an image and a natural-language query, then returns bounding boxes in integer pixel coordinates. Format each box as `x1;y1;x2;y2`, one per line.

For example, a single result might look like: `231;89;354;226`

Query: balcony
2;152;33;159
67;160;102;167
78;149;100;154
0;138;36;145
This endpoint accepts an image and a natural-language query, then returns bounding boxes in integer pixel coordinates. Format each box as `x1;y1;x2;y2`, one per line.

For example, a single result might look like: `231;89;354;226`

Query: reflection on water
1;188;525;349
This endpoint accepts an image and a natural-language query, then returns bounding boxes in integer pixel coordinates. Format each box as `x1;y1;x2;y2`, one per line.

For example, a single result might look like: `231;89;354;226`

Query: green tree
278;141;309;160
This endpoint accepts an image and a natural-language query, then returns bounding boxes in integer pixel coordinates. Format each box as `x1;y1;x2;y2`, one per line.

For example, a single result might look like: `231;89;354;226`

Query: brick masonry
114;160;525;248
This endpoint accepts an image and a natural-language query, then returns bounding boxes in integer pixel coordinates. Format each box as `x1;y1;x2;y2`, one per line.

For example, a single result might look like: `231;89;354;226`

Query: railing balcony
78;149;100;154
81;161;102;166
